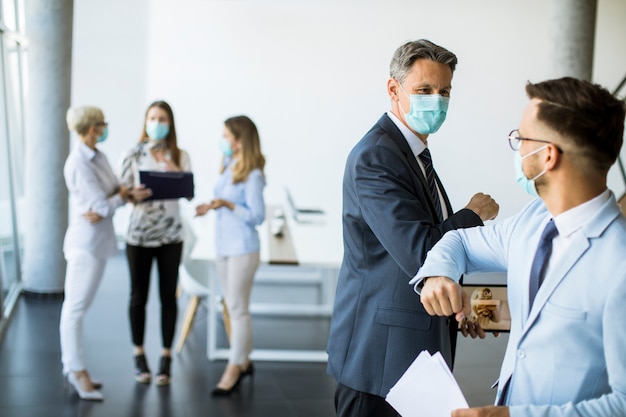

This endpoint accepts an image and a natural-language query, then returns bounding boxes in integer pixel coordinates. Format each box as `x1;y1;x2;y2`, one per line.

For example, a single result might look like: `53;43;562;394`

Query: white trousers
215;252;260;365
59;250;106;374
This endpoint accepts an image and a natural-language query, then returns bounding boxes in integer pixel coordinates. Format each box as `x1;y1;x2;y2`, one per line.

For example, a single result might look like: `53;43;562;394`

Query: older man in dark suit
326;39;500;417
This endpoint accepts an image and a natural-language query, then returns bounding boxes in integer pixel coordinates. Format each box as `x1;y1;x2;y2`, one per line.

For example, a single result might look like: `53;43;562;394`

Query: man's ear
545;143;561;171
387;78;399;101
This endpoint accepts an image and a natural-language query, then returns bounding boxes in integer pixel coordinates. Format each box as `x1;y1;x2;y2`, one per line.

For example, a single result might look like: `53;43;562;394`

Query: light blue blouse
214;158;266;257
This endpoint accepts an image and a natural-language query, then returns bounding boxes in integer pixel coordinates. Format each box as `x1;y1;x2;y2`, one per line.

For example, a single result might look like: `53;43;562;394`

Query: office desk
190;205;342;362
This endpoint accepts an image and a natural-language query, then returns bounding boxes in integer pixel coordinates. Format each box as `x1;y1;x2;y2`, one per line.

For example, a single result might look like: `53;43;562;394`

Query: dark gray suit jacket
327;114;483;397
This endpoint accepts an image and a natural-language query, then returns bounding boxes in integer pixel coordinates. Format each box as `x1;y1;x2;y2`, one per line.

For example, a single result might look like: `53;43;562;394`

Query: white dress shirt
544;188;610;282
386;111;449;219
63;140;125;260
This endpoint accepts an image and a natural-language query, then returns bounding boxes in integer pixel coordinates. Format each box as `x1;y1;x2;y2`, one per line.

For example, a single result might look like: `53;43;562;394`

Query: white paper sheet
385;351;469;417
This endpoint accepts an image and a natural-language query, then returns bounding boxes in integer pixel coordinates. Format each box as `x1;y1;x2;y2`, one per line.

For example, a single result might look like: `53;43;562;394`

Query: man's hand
465;193;499;221
420;276;470;321
452;406;510;417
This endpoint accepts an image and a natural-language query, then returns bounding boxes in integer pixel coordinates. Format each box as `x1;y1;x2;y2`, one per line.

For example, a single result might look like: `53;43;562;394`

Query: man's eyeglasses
507;129;563;153
95;122;109;127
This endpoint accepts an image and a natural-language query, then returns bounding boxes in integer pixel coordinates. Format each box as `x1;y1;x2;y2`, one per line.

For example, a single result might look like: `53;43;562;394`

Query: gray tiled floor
0;252;508;416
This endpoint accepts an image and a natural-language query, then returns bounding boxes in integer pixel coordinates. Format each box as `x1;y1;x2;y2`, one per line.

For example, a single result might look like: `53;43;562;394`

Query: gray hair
390;39;458;84
66;106;104;136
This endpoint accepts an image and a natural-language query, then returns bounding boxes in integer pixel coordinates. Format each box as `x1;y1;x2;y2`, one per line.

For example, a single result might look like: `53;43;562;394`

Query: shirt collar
76;140;97;161
553;189;611;238
386;111;427;157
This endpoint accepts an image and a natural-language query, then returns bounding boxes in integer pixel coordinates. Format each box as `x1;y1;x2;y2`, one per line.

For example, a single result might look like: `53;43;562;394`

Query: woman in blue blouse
195;115;265;395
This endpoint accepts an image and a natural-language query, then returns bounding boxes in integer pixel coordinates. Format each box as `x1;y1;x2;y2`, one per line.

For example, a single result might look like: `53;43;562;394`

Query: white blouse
118;141;192;247
63;141;125;260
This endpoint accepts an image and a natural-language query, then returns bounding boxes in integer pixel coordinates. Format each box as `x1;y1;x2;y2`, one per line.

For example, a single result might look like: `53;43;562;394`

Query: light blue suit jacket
415;193;626;417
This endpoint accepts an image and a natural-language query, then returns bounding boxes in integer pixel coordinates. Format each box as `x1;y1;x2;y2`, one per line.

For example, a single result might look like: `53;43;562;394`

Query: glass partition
1;0;17;32
0;0;26;322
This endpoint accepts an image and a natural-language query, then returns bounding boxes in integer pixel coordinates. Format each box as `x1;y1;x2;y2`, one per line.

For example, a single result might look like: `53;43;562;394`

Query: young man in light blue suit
414;77;626;417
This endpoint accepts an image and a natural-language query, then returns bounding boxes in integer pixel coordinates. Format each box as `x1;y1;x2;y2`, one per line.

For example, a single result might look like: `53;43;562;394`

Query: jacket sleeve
353;140;483;278
65;158;124;218
412;212;524;284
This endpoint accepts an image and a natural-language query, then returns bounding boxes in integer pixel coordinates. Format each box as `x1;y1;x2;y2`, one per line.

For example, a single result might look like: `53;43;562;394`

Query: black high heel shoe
241;362;255;378
211;363;254;396
156;356;172;386
134;354;151;384
211;373;243;396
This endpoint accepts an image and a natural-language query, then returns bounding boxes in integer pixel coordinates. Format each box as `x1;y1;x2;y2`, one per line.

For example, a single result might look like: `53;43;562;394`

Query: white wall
596;1;626;192
71;0;150;230
71;0;150;150
71;0;626;237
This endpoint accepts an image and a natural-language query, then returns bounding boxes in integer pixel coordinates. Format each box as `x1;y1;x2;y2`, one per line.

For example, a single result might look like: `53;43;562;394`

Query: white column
22;0;73;293
548;0;597;81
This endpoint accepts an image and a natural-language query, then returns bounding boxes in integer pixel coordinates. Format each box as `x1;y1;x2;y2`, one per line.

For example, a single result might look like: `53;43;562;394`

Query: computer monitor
285;187;325;219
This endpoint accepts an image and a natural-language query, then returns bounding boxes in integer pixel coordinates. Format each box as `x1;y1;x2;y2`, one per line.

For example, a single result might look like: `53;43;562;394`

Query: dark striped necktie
418;148;443;222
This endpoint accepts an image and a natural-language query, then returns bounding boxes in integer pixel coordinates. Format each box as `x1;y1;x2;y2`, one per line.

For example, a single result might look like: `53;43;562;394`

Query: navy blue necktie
528;220;558;311
418;148;443;222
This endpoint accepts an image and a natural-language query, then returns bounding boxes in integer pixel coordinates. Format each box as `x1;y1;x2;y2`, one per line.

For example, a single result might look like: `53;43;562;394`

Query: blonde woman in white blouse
118;100;191;386
61;106;150;401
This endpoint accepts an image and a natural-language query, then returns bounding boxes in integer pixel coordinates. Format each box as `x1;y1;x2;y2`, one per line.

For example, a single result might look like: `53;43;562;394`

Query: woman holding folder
118;100;192;386
195;115;266;395
61;106;150;400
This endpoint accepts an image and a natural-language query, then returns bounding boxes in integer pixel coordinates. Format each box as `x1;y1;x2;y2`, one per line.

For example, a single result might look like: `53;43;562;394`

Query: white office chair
175;214;211;353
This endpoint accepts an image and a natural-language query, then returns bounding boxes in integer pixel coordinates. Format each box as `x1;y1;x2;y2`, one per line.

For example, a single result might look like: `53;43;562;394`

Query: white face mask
514;145;547;197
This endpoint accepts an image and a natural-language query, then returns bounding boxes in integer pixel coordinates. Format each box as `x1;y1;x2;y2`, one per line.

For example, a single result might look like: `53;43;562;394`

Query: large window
0;0;26;323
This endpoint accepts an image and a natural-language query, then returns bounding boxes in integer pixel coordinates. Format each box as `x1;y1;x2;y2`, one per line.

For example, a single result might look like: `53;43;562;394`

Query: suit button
517;349;526;358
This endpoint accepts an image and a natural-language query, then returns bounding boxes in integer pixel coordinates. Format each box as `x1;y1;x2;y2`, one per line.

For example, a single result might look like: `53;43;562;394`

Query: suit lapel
522;196;622;332
377;114;441;221
524;237;589;329
378;115;429;189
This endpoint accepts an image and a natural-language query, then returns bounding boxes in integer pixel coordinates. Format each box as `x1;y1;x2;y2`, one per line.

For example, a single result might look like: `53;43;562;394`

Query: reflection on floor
0;253;507;417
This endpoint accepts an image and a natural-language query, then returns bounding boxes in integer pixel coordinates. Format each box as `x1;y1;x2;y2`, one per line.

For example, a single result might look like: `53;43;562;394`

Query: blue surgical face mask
514;145;548;197
220;138;233;157
398;83;449;134
146;121;170;141
96;126;109;143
